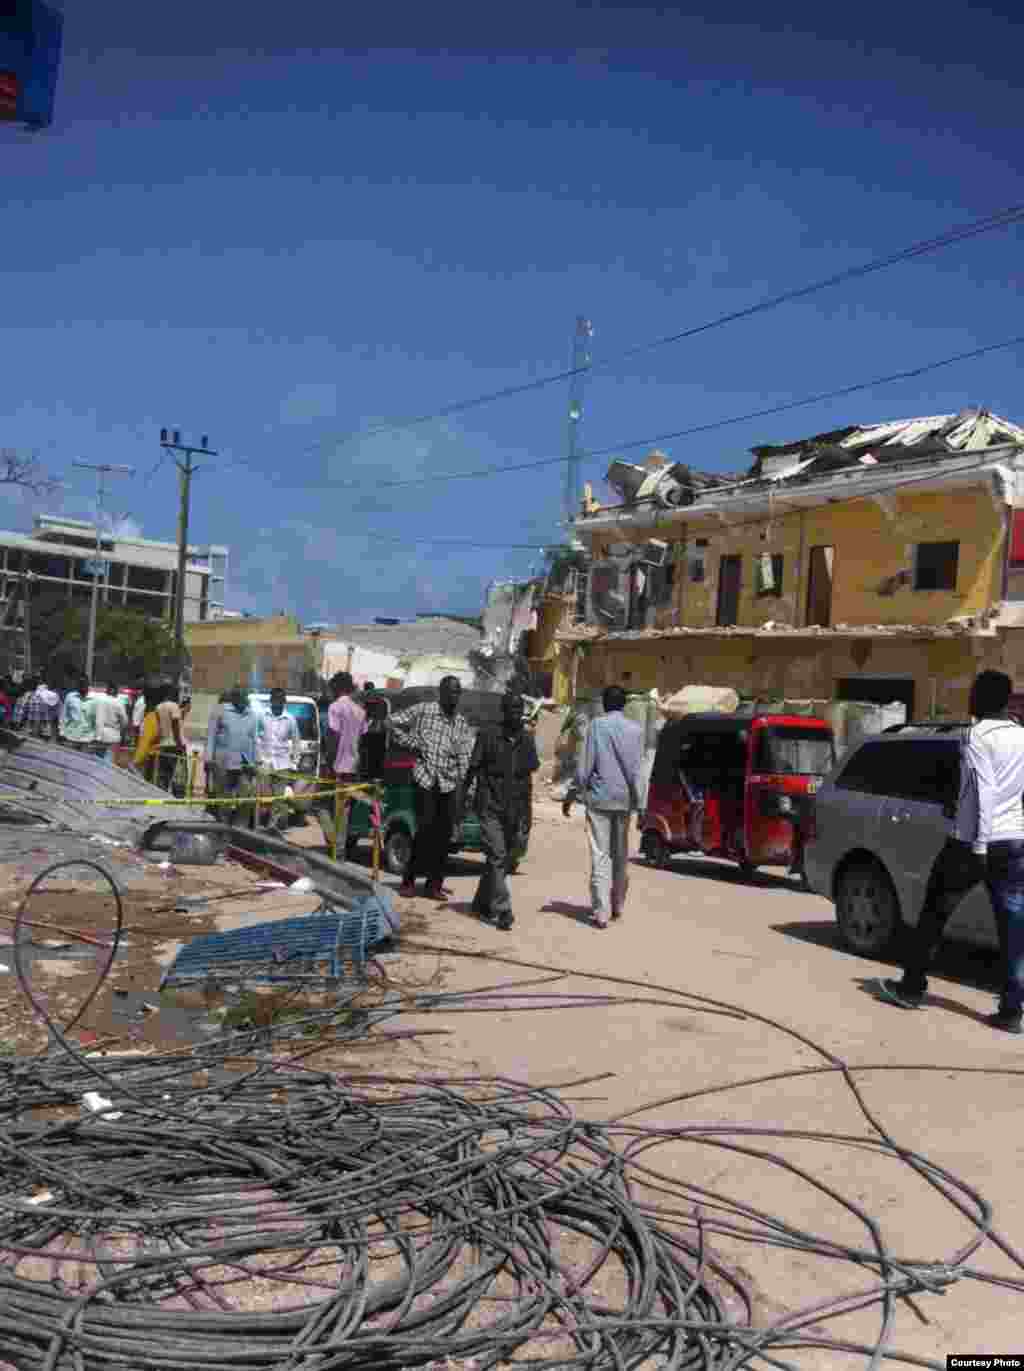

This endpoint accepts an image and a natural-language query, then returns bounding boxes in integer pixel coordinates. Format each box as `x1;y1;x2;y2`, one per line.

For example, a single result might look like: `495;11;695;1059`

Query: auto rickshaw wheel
640;830;670;868
383;825;413;877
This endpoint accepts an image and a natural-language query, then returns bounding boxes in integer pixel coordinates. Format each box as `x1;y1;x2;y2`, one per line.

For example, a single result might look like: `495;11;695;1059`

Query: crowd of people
315;672;637;934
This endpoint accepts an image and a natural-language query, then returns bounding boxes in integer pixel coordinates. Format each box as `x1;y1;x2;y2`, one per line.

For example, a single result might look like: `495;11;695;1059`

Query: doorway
836;676;916;719
806;545;834;627
716;555;742;627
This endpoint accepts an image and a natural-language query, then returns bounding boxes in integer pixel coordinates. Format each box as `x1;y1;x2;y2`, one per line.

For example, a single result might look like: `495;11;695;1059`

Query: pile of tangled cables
0;860;1022;1368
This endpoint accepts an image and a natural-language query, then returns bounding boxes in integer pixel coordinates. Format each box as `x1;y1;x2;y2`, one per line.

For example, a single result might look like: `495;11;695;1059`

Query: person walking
92;683;128;765
390;676;476;902
257;687;300;831
878;669;1024;1033
466;692;539;931
60;677;96;752
563;685;644;929
206;686;260;825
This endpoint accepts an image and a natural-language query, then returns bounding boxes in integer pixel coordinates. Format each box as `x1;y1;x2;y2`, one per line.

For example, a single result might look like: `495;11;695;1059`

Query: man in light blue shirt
564;685;644;929
60;677;97;750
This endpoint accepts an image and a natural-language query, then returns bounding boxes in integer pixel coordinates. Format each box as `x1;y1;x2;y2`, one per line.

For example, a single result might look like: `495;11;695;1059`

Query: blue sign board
0;2;63;129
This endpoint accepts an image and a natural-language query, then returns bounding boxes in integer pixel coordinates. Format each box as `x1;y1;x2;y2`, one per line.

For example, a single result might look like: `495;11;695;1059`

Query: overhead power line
323;332;1024;491
307;204;1024;454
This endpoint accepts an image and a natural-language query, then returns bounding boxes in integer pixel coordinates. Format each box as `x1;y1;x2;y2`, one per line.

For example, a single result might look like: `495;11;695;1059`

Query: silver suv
804;725;998;956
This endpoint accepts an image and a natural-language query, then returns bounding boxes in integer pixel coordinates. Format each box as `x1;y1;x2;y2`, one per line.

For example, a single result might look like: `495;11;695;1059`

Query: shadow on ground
636;855;799;893
541;900;596;928
774;917;1004;997
850;975;996;1028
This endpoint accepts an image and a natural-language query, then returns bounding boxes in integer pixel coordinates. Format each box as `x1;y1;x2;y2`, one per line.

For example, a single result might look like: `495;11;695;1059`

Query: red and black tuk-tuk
638;711;835;880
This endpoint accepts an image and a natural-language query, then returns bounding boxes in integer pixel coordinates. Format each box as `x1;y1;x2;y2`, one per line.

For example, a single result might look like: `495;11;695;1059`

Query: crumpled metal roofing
0;729;209;845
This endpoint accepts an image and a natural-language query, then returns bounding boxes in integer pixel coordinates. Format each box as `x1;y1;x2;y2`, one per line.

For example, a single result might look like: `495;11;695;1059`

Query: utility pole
158;429;217;655
71;461;134;681
564;316;593;527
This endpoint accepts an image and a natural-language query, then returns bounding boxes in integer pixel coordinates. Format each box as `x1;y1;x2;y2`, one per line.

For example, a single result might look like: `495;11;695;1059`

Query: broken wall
585;485;1005;632
569;632;1008;721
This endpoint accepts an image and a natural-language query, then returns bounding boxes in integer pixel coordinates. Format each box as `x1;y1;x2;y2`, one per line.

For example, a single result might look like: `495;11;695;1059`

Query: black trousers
904;837;1024;1011
473;810;516;920
405;782;458;887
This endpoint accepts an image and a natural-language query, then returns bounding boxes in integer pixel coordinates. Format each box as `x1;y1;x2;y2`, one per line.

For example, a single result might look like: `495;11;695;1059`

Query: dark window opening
914;541;959;592
126;565;167;594
716;555;742;626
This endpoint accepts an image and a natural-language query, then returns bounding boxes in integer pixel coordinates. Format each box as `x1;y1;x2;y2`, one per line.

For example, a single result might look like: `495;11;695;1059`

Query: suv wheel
835;860;901;955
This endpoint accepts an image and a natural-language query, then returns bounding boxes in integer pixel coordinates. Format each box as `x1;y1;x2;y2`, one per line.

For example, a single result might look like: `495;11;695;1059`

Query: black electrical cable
305;205;1024;454
0;869;1020;1367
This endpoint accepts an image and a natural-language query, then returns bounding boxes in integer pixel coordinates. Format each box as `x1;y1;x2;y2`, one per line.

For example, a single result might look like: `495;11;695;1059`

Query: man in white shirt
256;688;299;831
880;669;1024;1033
92;684;127;765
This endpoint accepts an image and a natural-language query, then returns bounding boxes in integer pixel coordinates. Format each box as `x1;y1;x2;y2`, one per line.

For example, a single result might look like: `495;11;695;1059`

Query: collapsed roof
600;409;1024;512
748;408;1024;480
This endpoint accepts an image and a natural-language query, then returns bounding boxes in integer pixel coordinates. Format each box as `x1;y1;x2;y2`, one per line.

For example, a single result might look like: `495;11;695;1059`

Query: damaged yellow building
556;410;1024;718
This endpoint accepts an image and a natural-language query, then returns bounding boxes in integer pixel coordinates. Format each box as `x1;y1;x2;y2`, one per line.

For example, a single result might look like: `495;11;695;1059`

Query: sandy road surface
328;794;1024;1362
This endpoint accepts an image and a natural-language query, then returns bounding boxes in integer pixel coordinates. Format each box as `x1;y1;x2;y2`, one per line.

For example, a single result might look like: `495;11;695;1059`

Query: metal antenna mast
564;316;593;526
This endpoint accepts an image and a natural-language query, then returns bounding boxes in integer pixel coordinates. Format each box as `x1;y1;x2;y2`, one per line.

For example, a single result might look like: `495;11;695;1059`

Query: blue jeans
904;838;1024;1012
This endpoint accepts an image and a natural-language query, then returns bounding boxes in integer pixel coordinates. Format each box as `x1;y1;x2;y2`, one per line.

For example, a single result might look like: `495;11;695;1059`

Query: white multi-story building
0;515;228;624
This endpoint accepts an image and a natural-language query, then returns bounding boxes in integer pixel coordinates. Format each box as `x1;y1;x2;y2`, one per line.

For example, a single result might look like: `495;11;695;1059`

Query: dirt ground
2;797;1022;1362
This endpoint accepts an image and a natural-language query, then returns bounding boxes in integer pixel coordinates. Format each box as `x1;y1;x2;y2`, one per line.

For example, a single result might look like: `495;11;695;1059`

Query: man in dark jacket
466;692;539;931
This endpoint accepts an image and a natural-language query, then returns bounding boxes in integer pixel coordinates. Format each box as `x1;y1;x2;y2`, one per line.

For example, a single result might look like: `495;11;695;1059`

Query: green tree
30;594;178;685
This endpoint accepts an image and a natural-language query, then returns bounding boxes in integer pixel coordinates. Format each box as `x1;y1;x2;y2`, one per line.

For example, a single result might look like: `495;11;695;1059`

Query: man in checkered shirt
389;677;476;901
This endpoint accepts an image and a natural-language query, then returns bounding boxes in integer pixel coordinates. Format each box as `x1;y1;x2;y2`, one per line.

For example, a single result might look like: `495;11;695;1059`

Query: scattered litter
26;1191;52;1207
0;963;8;973
289;877;314;893
174;896;209;913
81;1091;122;1121
89;834;126;848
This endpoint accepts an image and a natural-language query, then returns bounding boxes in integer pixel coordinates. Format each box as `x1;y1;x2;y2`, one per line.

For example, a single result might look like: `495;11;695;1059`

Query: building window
126;565;168;594
690;538;708;583
756;553;784;597
914;541;959;591
716;555;742;627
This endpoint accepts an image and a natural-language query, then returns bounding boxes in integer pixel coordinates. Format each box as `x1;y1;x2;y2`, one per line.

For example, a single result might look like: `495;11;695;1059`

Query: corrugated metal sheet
0;731;208;843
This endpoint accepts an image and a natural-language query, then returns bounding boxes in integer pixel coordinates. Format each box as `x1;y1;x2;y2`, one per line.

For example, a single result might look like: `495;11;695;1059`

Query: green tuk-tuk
337;687;533;875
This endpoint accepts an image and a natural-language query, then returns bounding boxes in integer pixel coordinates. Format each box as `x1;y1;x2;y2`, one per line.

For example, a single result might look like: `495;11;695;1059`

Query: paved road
364;796;1024;1363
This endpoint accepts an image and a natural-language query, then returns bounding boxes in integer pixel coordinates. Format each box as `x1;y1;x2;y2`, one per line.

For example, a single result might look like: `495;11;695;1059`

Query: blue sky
1;1;1021;620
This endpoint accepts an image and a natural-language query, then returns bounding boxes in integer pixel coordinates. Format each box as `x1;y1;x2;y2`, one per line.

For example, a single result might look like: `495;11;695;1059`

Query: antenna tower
564;315;593;525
